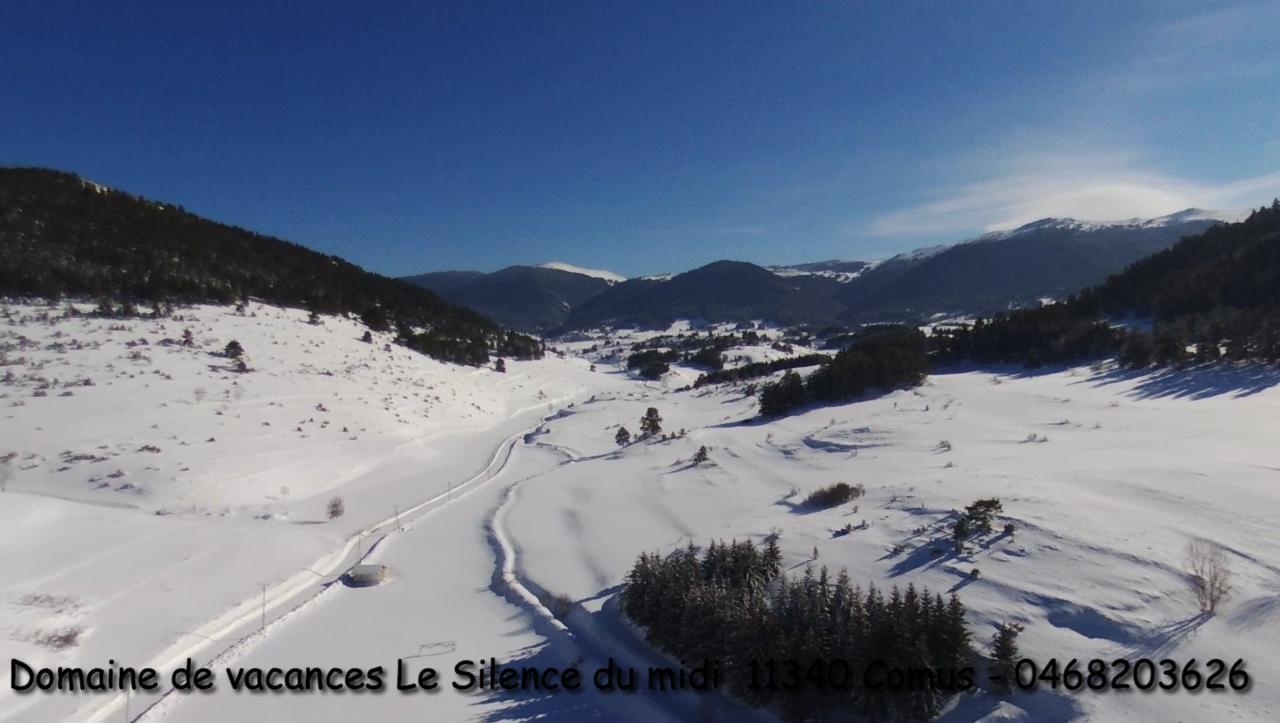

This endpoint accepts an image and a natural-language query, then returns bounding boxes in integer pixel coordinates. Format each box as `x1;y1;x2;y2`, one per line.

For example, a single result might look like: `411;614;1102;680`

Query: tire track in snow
89;399;579;723
485;421;776;722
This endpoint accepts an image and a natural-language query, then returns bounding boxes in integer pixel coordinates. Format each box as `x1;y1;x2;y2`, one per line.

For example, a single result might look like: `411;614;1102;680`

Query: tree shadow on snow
937;688;1084;723
934;361;1280;401
467;643;617;723
1082;364;1280;400
707;388;904;430
1228;592;1280;630
1127;613;1210;657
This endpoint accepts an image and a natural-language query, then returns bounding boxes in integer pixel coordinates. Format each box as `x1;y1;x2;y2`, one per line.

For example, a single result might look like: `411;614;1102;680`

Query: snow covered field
3;301;1279;722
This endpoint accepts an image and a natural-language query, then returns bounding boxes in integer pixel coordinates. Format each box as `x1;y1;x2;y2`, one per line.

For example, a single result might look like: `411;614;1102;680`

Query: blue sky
3;1;1278;277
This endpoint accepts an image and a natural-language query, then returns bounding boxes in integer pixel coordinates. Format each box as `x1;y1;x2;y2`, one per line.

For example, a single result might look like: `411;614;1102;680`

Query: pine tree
989;621;1022;695
639;407;662;438
224;340;244;359
326;496;345;520
761;534;782;581
615;426;631;446
693;445;709;464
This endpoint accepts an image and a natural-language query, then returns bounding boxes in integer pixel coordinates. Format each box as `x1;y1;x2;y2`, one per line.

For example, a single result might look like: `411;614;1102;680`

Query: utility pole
260;583;266;630
394;505;402;531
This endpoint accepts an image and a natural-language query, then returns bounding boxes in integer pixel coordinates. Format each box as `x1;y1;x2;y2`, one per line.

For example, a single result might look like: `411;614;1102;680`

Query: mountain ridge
402;208;1238;332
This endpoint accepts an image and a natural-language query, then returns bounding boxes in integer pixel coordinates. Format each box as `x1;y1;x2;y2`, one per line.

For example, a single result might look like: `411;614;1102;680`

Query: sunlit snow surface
2;302;1278;722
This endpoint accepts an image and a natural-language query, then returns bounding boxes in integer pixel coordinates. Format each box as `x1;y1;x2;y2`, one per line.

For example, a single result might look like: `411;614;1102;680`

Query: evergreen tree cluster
628;328;764;354
622;539;973;721
759;326;929;417
928;305;1120;369
626;348;679;379
0;168;543;365
1083;202;1280;320
687;344;726;370
639;407;663;438
693;353;828;388
802;481;864;510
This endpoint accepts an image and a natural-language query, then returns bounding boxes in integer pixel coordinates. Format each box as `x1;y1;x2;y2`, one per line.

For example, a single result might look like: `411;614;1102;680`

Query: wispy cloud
1099;2;1280;94
860;150;1280;238
859;2;1280;242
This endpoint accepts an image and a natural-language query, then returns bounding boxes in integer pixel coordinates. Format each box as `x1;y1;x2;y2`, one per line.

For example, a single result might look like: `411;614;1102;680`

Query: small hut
346;563;387;586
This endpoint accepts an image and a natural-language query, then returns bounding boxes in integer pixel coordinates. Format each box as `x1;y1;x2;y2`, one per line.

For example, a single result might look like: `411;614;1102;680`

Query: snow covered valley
3;302;1279;722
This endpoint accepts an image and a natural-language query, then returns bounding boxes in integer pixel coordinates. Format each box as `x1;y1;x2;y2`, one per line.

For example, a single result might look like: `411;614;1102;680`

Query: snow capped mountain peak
977;207;1245;242
766;259;874;283
1146;207;1250;226
887;243;951;263
536;262;626;283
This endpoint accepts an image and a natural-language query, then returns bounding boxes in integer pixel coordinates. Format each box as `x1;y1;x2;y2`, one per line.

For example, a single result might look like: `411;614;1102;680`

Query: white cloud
861;153;1280;238
1102;2;1280;94
855;3;1280;244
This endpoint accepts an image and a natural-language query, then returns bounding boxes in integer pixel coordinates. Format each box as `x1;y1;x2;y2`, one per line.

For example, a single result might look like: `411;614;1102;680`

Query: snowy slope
978;208;1248;241
500;361;1280;723
4;305;1279;723
536;262;626;284
0;301;592;723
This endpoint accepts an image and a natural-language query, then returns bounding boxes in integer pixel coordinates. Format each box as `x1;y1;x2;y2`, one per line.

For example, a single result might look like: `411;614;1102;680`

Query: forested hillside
565;260;845;329
404;265;611;332
0;168;541;364
932;203;1280;367
838;213;1225;322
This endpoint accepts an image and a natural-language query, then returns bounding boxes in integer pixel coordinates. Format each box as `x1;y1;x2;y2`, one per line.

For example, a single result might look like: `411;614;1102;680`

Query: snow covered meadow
3;303;1278;722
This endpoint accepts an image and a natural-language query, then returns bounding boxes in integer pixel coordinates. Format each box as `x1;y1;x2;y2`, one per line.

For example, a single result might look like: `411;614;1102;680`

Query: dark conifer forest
622;539;973;721
0;168;543;365
759;325;930;417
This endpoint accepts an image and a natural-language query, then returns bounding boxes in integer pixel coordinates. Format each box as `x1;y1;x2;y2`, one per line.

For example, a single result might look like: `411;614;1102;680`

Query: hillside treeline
931;202;1280;368
758;326;929;417
0;168;542;364
622;539;973;721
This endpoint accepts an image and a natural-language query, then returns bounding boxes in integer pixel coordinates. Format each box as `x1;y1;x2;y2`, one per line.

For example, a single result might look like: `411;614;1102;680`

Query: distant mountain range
402;265;615;332
5;166;1262;357
403;210;1238;332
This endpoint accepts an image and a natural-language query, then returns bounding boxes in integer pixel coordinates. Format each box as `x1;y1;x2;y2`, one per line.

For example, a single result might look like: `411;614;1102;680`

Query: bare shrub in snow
1185;540;1232;614
34;626;83;651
